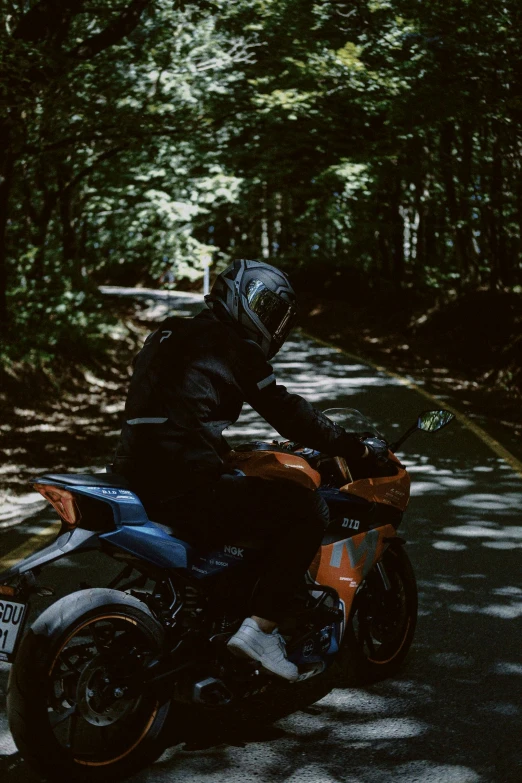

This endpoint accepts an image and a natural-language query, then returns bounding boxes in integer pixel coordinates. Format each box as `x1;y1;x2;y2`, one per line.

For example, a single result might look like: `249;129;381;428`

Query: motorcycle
0;407;454;780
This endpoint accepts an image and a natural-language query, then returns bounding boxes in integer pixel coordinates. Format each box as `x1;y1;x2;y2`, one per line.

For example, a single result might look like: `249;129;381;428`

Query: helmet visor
246;279;297;345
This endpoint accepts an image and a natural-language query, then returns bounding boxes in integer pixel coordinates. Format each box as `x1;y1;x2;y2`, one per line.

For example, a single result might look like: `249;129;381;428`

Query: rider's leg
251;616;277;632
206;474;328;610
208;476;328;679
145;474;328;679
152;474;328;615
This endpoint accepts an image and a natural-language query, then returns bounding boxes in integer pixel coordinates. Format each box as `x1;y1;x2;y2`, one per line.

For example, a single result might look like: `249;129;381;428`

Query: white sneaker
227;618;298;682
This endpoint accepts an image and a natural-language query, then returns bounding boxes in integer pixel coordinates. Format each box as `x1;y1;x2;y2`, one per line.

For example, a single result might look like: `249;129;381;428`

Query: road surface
1;288;521;783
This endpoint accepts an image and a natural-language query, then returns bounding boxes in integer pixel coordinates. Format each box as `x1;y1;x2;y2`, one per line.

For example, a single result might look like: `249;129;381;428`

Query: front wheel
337;545;418;685
8;588;171;782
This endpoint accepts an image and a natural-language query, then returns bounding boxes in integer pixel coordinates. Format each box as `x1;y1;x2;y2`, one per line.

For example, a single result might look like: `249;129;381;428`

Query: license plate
0;599;28;663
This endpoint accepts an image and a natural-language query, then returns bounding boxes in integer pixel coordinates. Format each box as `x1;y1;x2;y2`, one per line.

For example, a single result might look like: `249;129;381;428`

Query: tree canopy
1;0;521;362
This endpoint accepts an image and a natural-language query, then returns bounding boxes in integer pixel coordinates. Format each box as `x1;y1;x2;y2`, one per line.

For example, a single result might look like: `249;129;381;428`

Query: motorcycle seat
35;473;132;490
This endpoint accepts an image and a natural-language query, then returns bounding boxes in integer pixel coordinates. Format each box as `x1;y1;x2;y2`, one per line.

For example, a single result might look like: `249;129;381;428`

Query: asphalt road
1;288;521;783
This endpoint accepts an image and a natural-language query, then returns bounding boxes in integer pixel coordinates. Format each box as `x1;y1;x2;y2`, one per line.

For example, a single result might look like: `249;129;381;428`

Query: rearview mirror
417;410;455;433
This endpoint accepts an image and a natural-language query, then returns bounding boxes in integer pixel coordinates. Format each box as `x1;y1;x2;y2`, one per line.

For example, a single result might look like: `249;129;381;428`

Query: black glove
361;437;389;465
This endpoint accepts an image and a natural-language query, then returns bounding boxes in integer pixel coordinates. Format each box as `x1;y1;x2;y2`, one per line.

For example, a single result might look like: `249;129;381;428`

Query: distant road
99;284;204;320
99;284;204;301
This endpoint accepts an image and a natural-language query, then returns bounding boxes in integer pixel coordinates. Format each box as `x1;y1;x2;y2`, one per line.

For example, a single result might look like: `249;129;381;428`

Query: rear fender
0;522;192;587
100;523;192;571
0;528;100;583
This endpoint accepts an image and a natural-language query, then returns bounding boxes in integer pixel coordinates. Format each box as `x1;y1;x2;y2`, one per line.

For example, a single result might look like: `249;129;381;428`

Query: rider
113;260;383;681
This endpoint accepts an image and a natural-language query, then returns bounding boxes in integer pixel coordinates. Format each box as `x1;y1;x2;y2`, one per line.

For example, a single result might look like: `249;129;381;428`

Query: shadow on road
1;295;521;782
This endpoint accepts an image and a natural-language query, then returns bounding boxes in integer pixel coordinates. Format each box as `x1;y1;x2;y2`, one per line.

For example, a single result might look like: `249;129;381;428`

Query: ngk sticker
224;545;244;558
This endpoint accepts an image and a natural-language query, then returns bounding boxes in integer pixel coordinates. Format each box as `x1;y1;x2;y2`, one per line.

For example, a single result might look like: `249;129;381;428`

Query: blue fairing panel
101;522;192;570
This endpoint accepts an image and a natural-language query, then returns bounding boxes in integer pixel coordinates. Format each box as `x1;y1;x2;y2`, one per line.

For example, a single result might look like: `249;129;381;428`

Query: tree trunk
377;228;391;280
413;166;428;275
516;141;522;286
424;202;438;270
459;122;479;284
490;122;507;287
439;122;472;281
32;188;59;280
391;175;404;287
278;191;292;255
0;150;14;327
478;125;492;285
57;167;78;281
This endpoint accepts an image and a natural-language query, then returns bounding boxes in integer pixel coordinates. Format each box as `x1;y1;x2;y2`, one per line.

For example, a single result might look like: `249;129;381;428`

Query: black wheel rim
351;559;411;665
47;614;160;767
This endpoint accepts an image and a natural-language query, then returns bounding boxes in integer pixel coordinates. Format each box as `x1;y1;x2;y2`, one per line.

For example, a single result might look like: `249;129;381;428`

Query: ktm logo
224;545;244;558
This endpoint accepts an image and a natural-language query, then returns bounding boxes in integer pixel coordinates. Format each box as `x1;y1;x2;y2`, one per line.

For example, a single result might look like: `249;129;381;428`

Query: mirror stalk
389;424;418;454
389;409;455;453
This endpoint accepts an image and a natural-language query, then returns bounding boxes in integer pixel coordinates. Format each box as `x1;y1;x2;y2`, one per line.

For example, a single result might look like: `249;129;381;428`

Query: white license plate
0;599;27;662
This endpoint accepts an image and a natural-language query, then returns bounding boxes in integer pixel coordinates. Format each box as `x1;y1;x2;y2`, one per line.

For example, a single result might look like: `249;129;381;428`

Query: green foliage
1;0;521;366
2;283;111;367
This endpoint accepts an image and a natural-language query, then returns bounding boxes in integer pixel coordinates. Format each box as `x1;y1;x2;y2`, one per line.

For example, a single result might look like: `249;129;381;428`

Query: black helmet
205;259;298;359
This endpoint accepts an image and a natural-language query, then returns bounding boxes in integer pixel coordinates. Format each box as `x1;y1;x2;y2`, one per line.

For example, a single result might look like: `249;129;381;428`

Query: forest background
1;0;521;425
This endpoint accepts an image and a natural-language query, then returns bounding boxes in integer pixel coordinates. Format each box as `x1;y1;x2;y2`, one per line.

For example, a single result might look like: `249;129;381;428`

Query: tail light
34;484;81;528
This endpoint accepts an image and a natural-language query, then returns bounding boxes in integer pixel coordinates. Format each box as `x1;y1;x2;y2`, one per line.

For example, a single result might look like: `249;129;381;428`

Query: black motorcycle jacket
113;308;366;502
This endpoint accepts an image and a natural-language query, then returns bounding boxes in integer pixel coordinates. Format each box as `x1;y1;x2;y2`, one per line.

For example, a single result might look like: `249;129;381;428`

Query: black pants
144;474;329;623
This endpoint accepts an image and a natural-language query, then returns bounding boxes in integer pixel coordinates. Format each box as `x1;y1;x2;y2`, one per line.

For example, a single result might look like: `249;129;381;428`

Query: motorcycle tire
337;544;418;685
8;588;171;782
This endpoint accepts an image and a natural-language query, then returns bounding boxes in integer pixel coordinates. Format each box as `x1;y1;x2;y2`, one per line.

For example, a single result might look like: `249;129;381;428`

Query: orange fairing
309;523;396;622
341;451;411;511
226;450;321;491
34;484;81;527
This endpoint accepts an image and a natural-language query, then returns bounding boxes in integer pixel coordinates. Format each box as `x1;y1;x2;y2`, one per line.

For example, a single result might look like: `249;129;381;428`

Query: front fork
376;559;391;591
374;536;408;593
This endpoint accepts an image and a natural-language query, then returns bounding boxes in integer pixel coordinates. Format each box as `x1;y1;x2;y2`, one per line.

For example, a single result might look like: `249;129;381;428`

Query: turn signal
0;585;16;597
34;484;81;528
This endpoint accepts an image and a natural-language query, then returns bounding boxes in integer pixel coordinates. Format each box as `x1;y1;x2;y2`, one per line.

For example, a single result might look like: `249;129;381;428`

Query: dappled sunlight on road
2;295;522;782
0;493;46;530
109;326;522;782
494;662;522;675
218;329;522;783
225;335;408;444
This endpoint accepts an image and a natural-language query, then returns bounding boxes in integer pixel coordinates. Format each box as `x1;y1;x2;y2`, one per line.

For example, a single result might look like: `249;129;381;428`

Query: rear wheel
337;545;418;684
8;588;171;782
